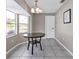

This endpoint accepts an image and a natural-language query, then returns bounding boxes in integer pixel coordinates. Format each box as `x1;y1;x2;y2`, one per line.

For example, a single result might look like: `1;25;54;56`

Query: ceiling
25;0;65;13
7;0;30;16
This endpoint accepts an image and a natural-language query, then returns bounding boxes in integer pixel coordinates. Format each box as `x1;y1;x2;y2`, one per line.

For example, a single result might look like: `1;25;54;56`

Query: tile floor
7;38;73;59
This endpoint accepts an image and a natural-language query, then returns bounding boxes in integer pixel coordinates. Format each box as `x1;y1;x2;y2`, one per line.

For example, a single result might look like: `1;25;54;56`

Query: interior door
45;16;55;38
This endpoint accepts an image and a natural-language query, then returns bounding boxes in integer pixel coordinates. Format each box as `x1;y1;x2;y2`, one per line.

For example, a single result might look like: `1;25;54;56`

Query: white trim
6;38;45;55
6;41;27;55
6;33;17;38
45;16;55;38
54;37;73;56
6;37;73;56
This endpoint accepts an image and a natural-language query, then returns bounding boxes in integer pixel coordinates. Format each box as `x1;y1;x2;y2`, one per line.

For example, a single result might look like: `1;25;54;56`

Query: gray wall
55;0;73;53
6;15;29;52
6;0;32;52
33;13;55;33
6;34;27;51
7;0;73;56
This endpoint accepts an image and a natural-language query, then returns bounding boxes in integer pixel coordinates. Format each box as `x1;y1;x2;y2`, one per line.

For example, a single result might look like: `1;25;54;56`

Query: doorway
45;16;55;38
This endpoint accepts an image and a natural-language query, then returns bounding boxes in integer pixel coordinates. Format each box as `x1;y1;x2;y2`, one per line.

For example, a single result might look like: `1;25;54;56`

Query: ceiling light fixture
31;0;42;13
60;0;65;3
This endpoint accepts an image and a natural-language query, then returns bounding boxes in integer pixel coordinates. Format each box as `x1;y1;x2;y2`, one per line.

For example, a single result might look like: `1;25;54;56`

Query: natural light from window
19;15;29;33
6;10;16;37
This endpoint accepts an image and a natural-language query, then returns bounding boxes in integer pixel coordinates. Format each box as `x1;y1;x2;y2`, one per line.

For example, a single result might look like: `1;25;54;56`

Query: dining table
23;33;45;55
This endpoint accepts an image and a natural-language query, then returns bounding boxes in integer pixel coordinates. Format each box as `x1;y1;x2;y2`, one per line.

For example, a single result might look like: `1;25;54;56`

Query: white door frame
45;16;55;39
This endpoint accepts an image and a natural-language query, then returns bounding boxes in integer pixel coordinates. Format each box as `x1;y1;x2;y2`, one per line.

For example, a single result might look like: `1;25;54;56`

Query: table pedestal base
27;37;42;55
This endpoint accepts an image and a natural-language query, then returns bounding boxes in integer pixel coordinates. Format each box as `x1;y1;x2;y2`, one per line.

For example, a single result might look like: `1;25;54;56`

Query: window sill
6;33;17;39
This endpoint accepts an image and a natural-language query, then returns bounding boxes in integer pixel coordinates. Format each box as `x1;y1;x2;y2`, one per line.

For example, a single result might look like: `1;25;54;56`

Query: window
19;15;29;33
6;10;16;37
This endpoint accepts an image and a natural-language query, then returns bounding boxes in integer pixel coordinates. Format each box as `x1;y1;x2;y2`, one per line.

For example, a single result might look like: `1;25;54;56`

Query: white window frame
19;15;29;34
6;10;17;38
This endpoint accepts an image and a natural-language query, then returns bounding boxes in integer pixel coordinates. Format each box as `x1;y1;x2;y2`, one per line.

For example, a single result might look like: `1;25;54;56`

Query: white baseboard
6;37;45;55
6;38;73;56
6;41;27;55
55;37;73;56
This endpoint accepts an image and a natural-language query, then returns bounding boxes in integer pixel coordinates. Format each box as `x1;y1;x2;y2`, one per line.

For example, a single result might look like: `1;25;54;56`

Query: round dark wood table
23;33;45;55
